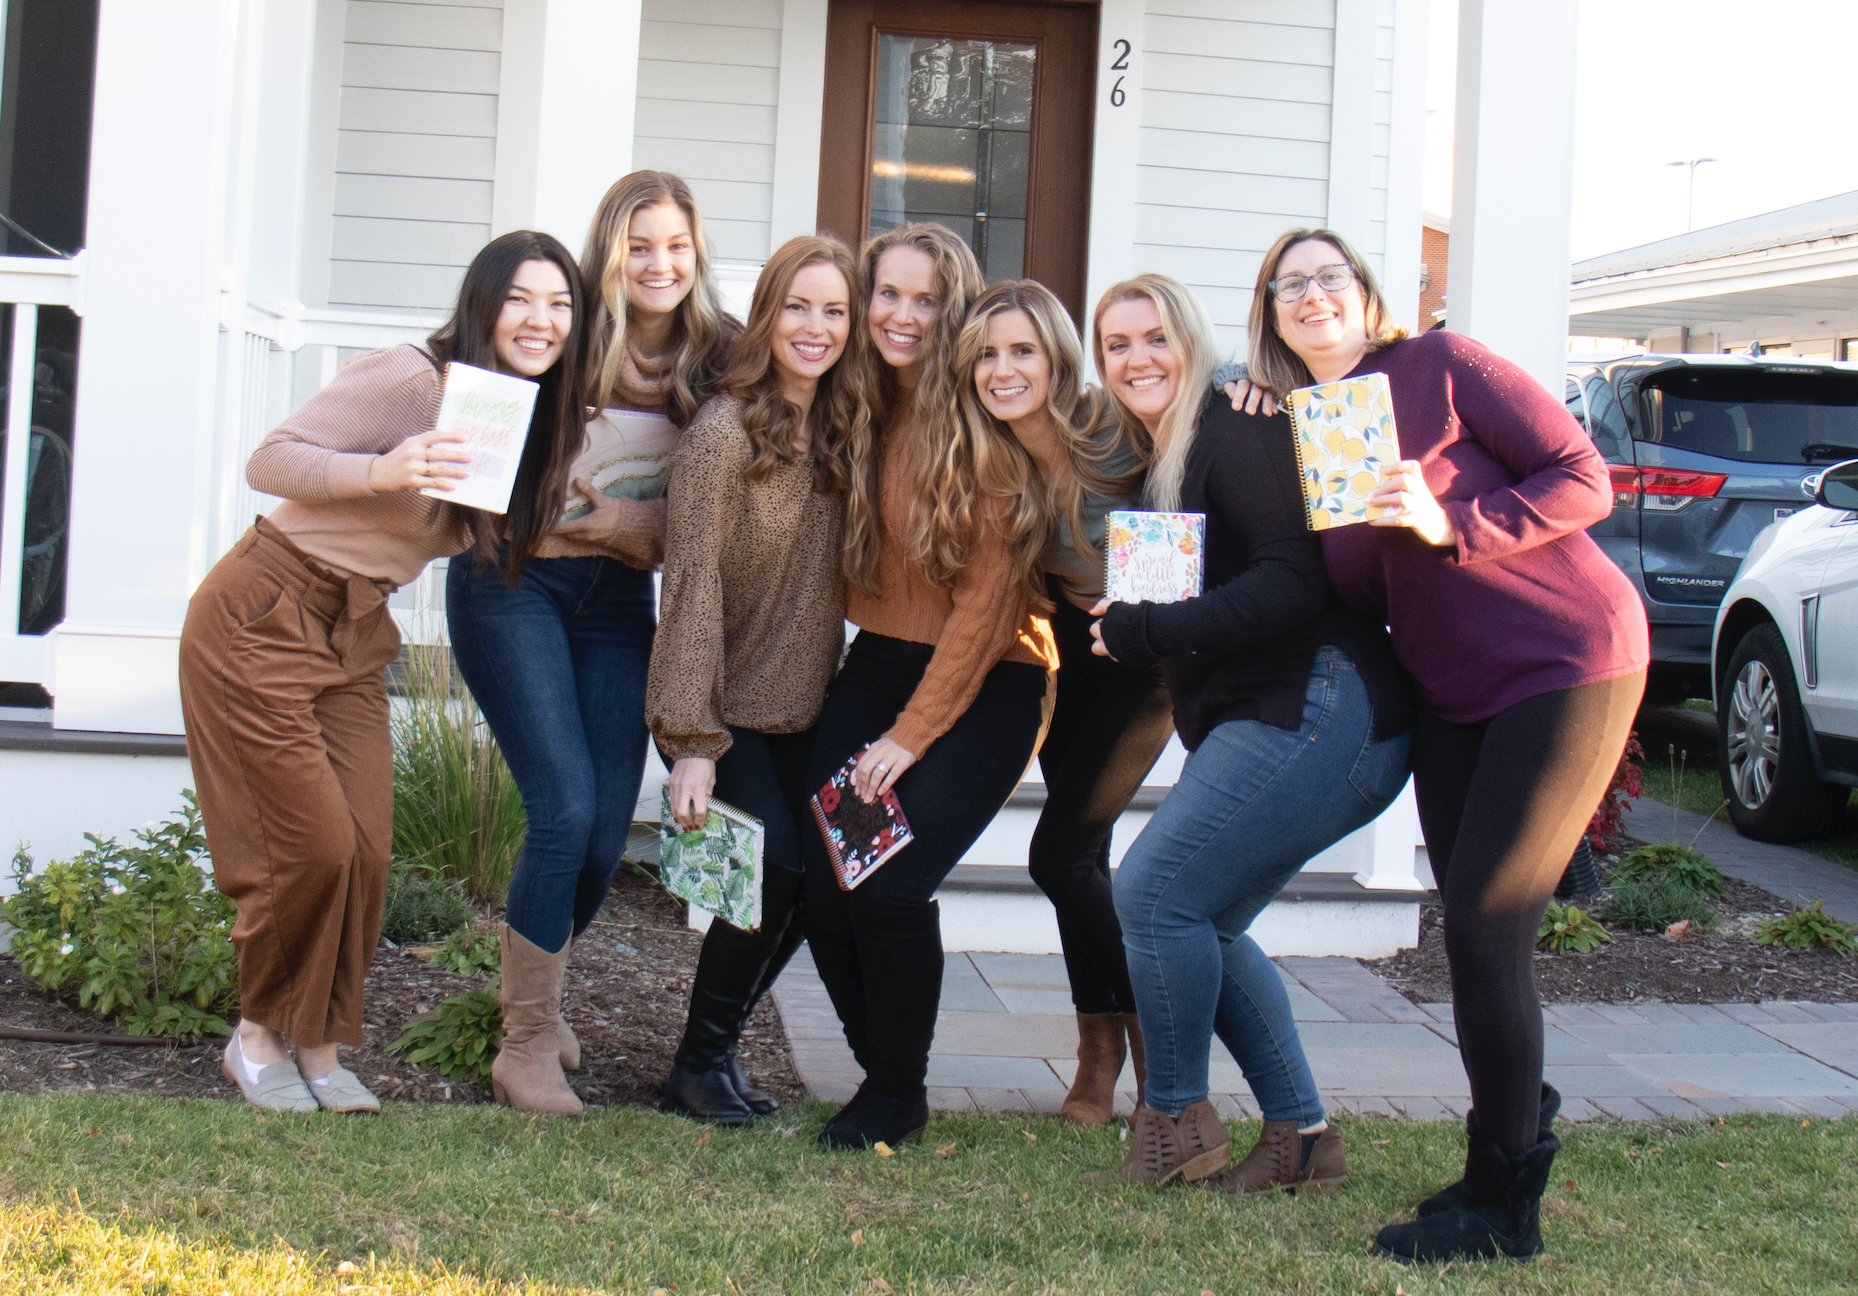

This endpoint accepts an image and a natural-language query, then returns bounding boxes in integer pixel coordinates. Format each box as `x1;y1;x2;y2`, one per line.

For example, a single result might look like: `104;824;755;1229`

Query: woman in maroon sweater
1236;229;1647;1264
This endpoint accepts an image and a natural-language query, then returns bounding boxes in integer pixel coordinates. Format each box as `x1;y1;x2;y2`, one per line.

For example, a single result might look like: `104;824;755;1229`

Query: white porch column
54;0;245;734
768;0;829;247
1352;780;1426;891
1083;0;1145;345
1444;0;1580;394
1325;0;1376;257
495;0;643;248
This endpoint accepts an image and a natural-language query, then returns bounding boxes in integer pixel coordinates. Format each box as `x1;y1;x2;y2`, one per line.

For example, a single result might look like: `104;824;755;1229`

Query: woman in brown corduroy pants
180;230;589;1113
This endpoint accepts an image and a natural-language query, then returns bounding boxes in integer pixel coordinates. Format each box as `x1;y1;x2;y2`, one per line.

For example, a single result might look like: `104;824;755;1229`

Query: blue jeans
446;553;655;953
1114;647;1412;1123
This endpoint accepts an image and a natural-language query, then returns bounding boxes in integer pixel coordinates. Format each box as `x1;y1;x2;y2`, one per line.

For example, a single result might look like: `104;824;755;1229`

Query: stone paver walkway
770;949;1858;1121
1621;799;1858;925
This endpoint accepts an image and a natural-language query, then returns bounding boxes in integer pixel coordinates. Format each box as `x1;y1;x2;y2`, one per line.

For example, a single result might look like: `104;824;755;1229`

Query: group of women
177;168;1647;1266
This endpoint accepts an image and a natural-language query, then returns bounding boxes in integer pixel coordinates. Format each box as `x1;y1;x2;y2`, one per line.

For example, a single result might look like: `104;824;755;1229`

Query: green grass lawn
2;1095;1854;1295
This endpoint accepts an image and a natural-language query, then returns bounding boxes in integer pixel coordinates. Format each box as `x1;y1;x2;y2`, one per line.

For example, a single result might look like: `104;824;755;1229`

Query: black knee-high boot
1415;1083;1560;1217
818;899;940;1150
725;902;808;1114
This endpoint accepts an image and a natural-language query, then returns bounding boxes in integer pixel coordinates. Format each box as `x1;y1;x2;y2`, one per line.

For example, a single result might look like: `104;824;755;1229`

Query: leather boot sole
658;1095;753;1126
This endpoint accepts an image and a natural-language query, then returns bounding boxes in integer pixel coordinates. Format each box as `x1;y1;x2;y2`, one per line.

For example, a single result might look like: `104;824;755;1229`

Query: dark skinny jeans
800;631;1049;1096
1412;670;1644;1154
446;553;655;954
1030;585;1175;1015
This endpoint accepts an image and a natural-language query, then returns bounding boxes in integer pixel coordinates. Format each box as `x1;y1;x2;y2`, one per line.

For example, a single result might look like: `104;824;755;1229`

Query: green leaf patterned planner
658;786;764;932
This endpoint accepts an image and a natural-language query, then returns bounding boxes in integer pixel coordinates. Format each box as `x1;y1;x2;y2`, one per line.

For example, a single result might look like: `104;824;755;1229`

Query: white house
0;0;1583;957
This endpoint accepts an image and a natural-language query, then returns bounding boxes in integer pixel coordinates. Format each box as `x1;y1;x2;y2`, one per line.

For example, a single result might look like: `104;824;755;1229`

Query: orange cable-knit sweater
848;405;1057;758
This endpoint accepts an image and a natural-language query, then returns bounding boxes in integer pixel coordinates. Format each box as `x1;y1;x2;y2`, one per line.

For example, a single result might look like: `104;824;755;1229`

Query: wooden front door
818;0;1098;322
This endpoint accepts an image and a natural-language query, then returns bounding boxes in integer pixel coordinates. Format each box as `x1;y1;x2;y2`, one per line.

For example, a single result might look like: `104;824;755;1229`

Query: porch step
0;718;187;757
939;863;1428;904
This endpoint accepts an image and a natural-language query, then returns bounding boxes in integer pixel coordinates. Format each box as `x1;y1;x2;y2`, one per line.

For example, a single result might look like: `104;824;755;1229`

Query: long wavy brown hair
842;223;987;594
427;230;586;586
580;170;734;426
1247;226;1407;396
715;234;862;491
955;280;1145;607
1091;274;1218;513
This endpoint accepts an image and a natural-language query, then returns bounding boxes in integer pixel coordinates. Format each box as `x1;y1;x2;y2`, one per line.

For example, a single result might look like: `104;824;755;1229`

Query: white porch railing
223;298;447;644
0;253;87;688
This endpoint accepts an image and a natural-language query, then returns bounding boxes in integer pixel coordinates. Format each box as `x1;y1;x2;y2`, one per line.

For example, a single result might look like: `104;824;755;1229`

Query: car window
1638;368;1858;465
1564;379;1587;428
1585;376;1630;456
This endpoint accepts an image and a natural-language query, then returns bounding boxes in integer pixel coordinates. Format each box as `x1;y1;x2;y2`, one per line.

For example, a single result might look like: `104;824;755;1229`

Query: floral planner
810;750;914;891
1104;510;1205;604
659;786;764;932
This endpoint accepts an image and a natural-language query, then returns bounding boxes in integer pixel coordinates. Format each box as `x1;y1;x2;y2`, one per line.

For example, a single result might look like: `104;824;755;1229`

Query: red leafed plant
1587;733;1645;850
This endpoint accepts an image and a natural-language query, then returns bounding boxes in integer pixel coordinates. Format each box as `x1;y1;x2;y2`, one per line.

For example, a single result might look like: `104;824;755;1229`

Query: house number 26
1109;38;1130;106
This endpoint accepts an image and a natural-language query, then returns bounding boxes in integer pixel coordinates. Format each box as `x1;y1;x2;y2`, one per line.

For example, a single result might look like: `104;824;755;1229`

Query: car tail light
1610;466;1727;511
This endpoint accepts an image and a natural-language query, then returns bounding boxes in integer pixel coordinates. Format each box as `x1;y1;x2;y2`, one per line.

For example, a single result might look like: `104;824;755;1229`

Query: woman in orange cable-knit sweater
803;223;1058;1151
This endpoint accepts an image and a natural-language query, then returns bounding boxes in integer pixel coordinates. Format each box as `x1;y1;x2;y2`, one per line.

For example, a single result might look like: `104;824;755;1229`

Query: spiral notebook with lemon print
1288;372;1402;531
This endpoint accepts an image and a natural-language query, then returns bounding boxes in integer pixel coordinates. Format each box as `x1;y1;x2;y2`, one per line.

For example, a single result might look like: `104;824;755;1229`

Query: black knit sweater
1097;395;1414;751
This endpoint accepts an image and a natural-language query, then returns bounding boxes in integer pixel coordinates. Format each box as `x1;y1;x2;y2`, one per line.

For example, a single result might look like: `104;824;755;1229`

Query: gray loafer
222;1034;318;1112
308;1067;382;1114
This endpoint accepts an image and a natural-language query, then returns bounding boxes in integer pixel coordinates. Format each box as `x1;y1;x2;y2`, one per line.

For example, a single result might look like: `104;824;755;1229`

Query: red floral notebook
810;750;914;891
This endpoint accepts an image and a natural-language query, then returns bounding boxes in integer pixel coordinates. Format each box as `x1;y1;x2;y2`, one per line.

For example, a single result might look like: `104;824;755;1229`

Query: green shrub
1604;878;1717;934
1755;899;1858;956
391;647;526;904
380;863;472;945
1611;842;1725;897
388;987;501;1084
1538;901;1613;953
431;922;500;975
1;794;237;1037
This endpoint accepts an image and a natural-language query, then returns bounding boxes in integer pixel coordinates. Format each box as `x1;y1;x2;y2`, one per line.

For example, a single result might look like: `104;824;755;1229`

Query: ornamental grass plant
390;646;526;904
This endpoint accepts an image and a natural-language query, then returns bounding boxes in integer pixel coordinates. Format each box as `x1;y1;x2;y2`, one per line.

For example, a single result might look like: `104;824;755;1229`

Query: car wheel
1718;622;1848;842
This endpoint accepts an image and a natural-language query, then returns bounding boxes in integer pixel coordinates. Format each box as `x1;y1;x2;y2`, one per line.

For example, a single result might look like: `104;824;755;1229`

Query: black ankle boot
818;1085;929;1150
660;1062;754;1125
1373;1115;1560;1263
724;1045;777;1116
1416;1083;1561;1218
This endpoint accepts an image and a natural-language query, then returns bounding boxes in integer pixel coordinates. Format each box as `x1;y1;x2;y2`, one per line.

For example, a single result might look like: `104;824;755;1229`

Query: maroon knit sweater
1319;330;1649;723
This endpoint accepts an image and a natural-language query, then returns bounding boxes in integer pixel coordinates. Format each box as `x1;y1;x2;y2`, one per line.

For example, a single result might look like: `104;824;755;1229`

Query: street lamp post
1667;157;1716;232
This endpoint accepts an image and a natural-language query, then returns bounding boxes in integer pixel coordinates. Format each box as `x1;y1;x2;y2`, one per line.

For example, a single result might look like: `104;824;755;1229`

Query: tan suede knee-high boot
491;924;584;1115
1060;1013;1127;1127
557;936;580;1072
1117;1012;1148;1106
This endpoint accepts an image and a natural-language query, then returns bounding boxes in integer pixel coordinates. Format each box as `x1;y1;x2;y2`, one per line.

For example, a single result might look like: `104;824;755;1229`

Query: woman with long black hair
446;173;738;1115
801;224;1058;1150
955;279;1171;1126
180;230;579;1115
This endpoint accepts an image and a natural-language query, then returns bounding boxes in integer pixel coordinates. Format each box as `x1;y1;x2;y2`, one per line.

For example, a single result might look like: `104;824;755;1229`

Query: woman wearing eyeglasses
1233;229;1646;1263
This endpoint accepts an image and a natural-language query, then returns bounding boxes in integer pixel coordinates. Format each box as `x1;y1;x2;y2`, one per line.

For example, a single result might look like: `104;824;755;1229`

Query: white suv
1712;458;1858;841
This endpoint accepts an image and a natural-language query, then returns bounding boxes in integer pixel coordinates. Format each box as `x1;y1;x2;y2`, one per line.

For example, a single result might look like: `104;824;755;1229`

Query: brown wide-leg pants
178;518;402;1048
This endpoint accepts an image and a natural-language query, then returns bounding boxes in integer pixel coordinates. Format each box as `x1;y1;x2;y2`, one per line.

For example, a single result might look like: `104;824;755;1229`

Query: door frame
816;0;1099;322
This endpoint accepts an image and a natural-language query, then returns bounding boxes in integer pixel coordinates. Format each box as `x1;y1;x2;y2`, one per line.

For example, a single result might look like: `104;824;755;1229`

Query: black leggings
1412;670;1644;1154
673;726;813;1066
800;631;1049;1095
1030;586;1175;1014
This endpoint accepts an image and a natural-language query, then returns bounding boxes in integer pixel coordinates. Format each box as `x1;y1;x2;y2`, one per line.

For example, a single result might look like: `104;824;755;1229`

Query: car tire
1718;622;1848;842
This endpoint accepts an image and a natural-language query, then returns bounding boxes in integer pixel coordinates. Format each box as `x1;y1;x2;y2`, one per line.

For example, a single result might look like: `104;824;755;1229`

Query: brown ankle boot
1059;1013;1126;1127
556;936;580;1072
1081;1101;1230;1186
1202;1121;1347;1195
1116;1013;1147;1105
490;924;584;1115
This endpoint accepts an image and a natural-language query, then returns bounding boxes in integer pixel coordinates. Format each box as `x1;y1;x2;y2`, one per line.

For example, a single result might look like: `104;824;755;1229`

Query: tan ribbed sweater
848;404;1057;758
247;345;471;586
646;397;847;762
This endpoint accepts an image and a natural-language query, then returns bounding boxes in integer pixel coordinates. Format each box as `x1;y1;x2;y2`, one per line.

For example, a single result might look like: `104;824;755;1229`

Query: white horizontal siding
327;0;502;312
633;0;781;263
1134;0;1403;356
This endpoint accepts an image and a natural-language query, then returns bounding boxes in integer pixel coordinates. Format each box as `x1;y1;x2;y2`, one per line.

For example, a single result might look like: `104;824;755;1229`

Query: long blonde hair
956;280;1144;606
1091;274;1217;512
580;170;734;426
716;234;862;491
842;223;988;594
1247;227;1407;396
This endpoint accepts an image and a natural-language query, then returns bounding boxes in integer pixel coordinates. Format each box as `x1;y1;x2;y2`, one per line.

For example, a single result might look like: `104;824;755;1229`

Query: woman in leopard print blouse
645;234;867;1124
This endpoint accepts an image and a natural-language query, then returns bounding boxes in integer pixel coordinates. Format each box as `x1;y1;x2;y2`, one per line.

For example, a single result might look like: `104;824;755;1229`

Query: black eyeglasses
1267;264;1357;304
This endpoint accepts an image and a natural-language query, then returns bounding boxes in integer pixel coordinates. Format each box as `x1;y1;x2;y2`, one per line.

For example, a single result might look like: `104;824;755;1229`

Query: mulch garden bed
0;866;803;1111
1367;846;1858;1005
